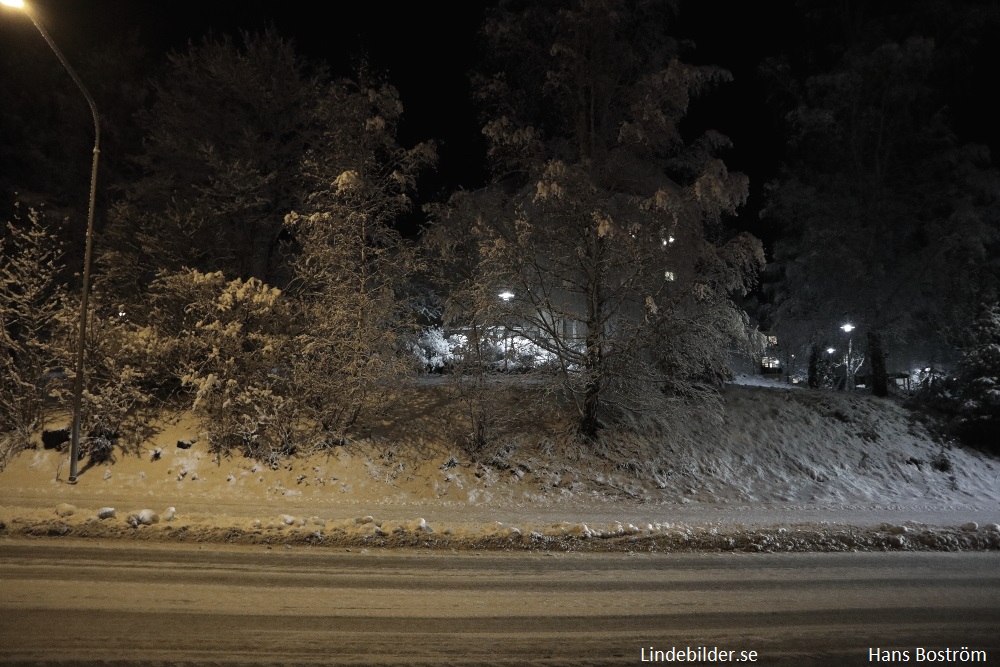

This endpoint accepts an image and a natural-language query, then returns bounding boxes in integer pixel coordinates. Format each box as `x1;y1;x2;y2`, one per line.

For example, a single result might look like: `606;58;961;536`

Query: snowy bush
411;327;466;372
652;297;764;396
51;301;160;457
0;205;67;452
411;326;559;374
153;269;298;461
488;331;559;372
915;303;1000;452
2;204;156;465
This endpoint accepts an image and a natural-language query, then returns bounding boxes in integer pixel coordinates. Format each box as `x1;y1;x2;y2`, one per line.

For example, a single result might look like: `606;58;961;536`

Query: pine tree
952;302;1000;450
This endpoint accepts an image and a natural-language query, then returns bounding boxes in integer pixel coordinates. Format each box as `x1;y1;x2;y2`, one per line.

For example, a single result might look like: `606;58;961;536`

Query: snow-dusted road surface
1;539;998;666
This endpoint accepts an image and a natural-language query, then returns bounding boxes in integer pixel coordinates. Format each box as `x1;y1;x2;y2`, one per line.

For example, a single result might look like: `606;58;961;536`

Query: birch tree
441;0;763;436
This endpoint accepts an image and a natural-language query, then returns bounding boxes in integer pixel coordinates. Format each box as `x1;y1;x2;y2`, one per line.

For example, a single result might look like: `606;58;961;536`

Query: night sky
2;0;997;242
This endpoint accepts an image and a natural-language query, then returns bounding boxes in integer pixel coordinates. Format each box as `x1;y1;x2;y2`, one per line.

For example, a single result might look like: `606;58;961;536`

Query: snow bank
2;504;999;553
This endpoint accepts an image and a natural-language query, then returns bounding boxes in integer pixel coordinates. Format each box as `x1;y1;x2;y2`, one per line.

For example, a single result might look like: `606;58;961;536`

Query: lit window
664;271;675;281
762;356;780;369
767;335;778;345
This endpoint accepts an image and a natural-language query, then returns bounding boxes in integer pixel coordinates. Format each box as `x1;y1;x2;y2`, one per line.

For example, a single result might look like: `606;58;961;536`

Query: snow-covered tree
951;303;1000;450
283;77;435;438
436;0;763;436
94;37;435;449
0;204;66;449
99;30;326;295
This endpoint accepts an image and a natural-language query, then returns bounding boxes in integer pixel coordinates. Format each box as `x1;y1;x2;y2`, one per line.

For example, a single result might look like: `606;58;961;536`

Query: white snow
2;382;999;551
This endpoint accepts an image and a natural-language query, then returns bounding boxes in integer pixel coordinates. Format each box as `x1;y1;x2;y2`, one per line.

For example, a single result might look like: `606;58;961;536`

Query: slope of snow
1;382;998;550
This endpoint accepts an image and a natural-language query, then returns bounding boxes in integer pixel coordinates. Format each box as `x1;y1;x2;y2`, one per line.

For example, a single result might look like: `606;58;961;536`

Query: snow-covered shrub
50;301;161;457
488;331;559;372
411;327;466;372
444;325;535;454
411;326;558;374
653;296;765;396
87;435;115;464
153;269;298;461
0;204;67;457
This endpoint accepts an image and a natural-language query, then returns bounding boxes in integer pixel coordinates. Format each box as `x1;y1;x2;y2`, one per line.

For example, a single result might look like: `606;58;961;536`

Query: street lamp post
3;0;101;483
841;323;855;391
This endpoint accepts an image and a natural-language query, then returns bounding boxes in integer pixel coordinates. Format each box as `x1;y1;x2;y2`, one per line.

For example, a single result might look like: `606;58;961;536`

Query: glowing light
498;291;514;301
664;271;675;281
826;348;835;354
0;0;26;8
841;323;855;333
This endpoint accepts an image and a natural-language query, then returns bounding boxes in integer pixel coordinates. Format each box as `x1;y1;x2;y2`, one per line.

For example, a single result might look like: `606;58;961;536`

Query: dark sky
5;1;785;185
10;0;496;195
3;0;996;240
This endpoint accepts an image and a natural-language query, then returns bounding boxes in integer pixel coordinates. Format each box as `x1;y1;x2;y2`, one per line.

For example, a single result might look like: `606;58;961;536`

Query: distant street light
498;291;514;302
3;0;101;483
840;323;855;391
826;347;835;355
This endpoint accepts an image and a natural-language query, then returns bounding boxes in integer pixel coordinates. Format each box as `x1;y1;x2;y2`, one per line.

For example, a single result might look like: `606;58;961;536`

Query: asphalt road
1;539;998;666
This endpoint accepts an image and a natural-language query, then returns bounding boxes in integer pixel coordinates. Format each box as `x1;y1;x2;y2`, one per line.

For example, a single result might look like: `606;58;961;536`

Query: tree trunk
581;389;601;437
581;262;604;438
249;234;272;283
868;330;888;397
808;344;820;389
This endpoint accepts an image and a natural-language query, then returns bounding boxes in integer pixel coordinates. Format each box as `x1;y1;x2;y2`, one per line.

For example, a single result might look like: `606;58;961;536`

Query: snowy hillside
1;380;999;549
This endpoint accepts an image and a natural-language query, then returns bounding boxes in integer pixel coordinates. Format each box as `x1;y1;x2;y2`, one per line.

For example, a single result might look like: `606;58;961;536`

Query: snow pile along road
1;502;999;553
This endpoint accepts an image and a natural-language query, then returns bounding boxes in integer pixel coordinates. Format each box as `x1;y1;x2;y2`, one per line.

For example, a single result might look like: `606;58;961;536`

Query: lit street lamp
841;323;855;391
3;0;101;483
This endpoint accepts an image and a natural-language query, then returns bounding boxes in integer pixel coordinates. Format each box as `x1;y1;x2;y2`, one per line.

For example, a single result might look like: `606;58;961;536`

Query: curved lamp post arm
4;1;101;483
